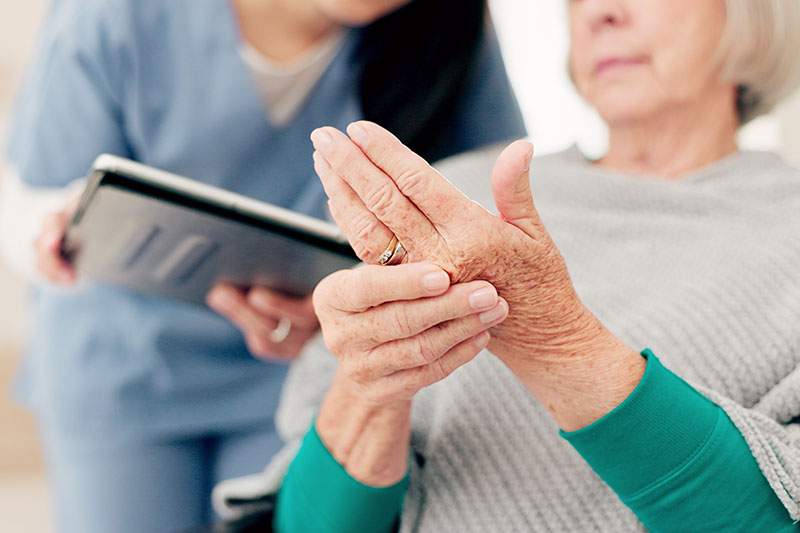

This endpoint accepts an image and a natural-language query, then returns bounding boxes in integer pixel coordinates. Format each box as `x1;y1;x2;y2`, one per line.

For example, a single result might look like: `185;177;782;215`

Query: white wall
780;92;800;166
488;0;797;159
0;1;45;352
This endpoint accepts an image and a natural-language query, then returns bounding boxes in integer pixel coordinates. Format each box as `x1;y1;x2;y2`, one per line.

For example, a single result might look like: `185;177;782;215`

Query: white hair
719;0;800;123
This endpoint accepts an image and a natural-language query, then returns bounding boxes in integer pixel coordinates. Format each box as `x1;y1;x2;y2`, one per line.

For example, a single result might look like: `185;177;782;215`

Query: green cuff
561;349;794;531
275;422;408;533
561;349;719;498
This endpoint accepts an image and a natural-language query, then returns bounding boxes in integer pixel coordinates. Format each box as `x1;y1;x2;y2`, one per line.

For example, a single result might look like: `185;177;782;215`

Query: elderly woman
215;0;800;531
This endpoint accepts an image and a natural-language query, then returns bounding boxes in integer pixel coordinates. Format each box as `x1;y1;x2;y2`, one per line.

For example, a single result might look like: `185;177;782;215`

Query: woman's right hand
314;261;508;405
34;200;78;285
313;261;508;486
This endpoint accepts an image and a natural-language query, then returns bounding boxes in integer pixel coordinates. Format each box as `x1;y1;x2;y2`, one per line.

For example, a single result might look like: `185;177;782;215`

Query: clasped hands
311;121;645;442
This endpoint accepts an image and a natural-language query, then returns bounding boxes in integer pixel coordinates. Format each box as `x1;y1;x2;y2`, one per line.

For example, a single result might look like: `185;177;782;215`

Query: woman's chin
594;97;665;127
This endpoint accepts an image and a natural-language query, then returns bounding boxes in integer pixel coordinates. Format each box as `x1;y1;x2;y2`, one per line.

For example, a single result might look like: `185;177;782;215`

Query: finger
310;127;439;253
36;213;75;284
209;286;307;359
207;284;279;338
315;262;451;313
347;280;501;347
313;151;395;264
355;298;508;378
374;332;491;401
247;287;318;330
344;121;475;227
36;251;75;284
490;140;541;239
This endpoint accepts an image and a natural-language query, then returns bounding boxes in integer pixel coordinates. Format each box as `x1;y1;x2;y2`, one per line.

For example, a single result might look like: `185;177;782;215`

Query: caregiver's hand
34;196;80;285
313;261;508;485
207;284;318;360
311;121;645;431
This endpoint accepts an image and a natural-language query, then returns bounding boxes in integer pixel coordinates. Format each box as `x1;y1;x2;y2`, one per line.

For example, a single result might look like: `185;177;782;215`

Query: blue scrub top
7;0;526;442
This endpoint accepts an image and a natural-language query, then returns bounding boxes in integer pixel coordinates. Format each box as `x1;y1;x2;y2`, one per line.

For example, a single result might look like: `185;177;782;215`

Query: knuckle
312;282;329;313
441;319;472;347
413;333;438;365
352;211;379;238
351;214;383;262
350;270;378;309
429;357;449;383
363;182;399;220
322;328;346;357
395;167;431;197
351;241;376;264
389;304;414;337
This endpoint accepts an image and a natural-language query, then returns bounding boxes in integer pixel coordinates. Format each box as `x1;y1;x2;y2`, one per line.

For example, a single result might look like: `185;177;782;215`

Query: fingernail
348;123;369;145
474;332;490;349
469;286;497;310
311;129;332;150
422;270;450;292
479;300;508;324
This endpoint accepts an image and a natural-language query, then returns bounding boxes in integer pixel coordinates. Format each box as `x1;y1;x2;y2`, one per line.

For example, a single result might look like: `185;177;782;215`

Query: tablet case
62;155;359;304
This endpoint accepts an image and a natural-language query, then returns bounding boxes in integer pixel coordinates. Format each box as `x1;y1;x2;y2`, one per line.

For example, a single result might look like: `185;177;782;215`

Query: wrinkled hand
207;284;319;360
310;121;591;363
313;262;508;405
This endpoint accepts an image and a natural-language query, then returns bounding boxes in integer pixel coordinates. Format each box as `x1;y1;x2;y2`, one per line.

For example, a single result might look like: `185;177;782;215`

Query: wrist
317;370;412;486
498;306;646;432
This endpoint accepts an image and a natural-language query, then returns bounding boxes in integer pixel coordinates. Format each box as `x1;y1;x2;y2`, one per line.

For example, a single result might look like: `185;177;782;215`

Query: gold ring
378;235;406;266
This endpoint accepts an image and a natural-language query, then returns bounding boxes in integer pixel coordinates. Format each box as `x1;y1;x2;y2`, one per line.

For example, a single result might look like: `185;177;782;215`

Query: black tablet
62;154;359;304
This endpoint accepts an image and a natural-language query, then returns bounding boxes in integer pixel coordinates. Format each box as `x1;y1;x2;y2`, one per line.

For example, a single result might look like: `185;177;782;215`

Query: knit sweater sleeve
212;336;338;520
563;349;799;531
274;422;407;532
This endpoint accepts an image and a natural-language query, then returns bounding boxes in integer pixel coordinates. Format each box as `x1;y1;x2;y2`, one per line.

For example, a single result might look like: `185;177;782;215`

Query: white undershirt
0;33;344;280
241;31;344;126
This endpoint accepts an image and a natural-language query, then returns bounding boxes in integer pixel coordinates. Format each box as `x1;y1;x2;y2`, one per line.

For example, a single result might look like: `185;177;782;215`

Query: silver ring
269;317;292;344
378;236;406;266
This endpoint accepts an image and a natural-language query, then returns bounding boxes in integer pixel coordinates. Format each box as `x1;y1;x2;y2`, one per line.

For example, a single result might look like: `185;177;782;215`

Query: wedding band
378;235;406;266
269;317;292;344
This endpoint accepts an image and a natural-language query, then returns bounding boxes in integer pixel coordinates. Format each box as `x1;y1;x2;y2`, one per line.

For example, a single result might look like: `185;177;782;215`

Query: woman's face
312;0;412;26
569;0;731;124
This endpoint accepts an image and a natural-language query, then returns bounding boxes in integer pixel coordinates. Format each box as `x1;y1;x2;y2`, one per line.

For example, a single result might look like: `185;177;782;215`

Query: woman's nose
575;0;629;33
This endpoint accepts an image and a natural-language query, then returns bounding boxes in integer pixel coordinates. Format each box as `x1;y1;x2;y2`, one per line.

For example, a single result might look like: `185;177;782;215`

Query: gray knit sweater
214;146;800;531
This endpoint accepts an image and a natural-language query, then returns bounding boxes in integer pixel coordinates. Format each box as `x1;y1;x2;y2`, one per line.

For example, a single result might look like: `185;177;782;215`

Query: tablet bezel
70;154;358;261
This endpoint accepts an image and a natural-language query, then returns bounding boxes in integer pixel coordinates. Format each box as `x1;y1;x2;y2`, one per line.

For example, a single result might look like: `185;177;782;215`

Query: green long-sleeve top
274;350;796;532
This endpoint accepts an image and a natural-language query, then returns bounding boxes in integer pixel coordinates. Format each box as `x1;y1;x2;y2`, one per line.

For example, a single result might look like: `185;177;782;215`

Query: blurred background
0;1;798;531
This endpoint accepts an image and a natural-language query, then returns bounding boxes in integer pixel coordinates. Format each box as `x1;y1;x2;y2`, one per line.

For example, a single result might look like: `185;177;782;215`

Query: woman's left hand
311;121;588;361
207;284;319;360
311;121;645;430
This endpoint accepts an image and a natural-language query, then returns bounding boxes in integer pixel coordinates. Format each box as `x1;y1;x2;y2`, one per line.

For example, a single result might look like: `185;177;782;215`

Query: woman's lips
594;56;648;77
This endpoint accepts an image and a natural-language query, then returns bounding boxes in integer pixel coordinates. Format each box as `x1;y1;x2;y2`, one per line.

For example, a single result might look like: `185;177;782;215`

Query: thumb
491;140;539;238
